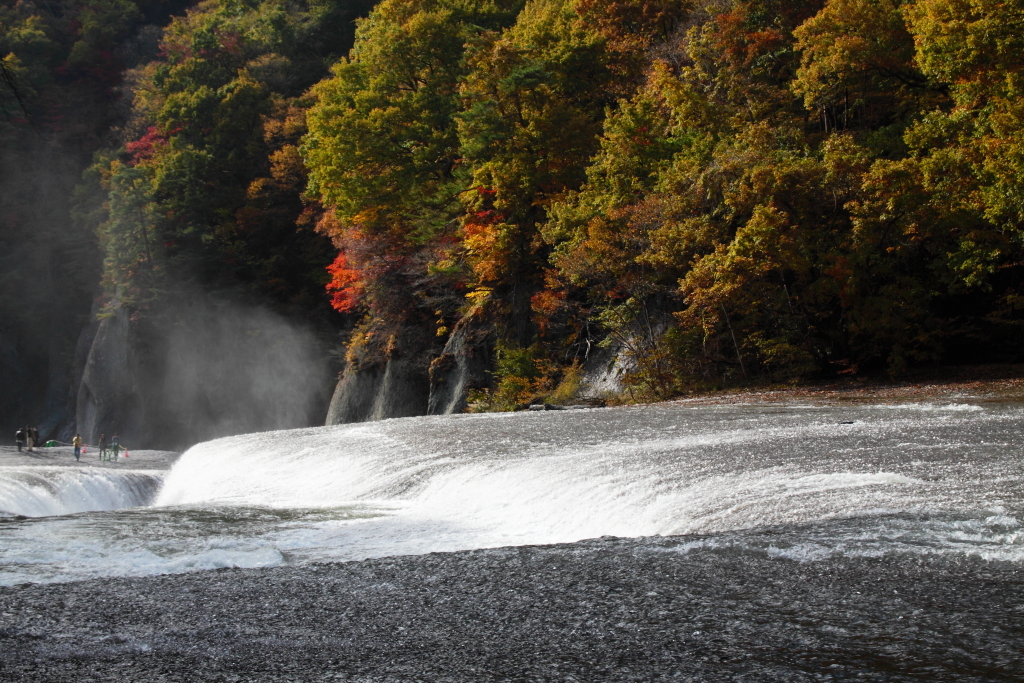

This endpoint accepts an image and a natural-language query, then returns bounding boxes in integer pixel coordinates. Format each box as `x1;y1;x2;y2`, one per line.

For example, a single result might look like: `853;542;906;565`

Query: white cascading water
156;419;920;546
0;468;163;518
156;402;1023;558
2;400;1022;585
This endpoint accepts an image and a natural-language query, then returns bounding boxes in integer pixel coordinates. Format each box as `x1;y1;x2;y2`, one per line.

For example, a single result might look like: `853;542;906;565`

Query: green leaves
305;0;510;233
84;0;363;317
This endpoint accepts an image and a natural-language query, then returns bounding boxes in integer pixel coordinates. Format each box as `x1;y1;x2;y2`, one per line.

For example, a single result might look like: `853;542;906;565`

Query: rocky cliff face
326;357;432;424
325;317;494;425
323;316;637;425
325;325;434;425
76;306;142;446
577;341;631;403
427;319;492;416
74;297;336;450
72;299;624;442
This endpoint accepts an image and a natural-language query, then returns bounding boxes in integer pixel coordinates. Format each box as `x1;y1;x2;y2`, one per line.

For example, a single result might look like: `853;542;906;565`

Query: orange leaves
574;0;688;50
573;0;689;80
325;251;363;313
531;287;566;333
314;202;374;317
714;9;787;70
461;206;513;285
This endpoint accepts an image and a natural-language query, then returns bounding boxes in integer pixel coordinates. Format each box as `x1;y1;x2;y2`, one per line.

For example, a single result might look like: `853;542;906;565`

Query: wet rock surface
1;533;1021;682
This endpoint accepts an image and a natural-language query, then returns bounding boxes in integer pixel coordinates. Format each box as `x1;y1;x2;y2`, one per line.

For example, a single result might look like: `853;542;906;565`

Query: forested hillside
78;0;377;316
4;0;1023;440
305;0;1024;408
0;0;375;444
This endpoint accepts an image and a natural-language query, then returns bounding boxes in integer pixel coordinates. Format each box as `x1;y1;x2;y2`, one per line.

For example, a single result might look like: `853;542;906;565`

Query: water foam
4;401;1022;584
0;467;164;517
871;402;985;412
154;414;936;551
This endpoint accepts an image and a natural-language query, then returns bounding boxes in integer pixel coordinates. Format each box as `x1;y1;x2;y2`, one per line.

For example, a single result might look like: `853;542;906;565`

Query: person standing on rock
72;434;83;461
15;428;25;452
110;434;121;460
25;425;34;452
98;433;107;461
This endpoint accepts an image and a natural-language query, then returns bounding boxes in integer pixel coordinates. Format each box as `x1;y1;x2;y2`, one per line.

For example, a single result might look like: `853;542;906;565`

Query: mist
76;293;338;451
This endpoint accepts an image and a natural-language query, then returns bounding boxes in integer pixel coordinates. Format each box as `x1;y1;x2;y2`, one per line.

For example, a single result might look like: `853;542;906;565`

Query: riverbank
1;530;1020;682
662;367;1024;408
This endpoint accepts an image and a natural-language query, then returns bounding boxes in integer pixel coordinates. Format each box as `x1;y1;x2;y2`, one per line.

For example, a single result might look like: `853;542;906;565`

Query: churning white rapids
1;399;1022;585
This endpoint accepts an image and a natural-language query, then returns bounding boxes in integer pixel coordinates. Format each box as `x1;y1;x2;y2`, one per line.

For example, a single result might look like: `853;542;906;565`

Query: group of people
95;433;124;461
14;428;124;462
14;426;39;452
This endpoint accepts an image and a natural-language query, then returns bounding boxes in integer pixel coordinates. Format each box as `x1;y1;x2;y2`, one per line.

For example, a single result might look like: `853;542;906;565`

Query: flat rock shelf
2;531;1021;683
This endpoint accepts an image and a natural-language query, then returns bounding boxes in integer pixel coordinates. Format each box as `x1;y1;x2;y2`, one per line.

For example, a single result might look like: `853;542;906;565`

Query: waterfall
154;403;1017;545
3;401;1021;585
0;468;164;518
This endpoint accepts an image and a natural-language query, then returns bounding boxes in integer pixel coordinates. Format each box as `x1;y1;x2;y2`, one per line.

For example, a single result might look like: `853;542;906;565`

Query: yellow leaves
313;206;344;241
898;0;1024;231
793;0;917;110
907;0;1023;88
350;207;387;232
465;287;493;305
462;216;516;284
731;205;801;270
267;145;304;189
823;133;872;184
643;214;716;271
746;332;818;379
847;157;921;242
682;206;789;296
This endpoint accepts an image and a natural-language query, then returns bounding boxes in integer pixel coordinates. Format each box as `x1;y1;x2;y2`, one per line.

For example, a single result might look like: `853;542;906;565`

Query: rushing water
1;399;1022;585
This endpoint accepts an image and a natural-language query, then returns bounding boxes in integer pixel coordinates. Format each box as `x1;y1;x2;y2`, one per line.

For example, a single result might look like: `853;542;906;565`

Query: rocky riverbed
0;445;179;471
1;529;1021;682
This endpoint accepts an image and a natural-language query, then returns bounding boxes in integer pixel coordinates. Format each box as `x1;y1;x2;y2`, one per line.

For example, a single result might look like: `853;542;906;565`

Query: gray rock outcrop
76;305;143;446
325;315;495;425
326;356;431;424
577;339;632;402
427;318;491;415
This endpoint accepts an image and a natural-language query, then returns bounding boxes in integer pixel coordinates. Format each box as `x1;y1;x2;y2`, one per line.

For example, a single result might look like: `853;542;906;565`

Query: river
2;398;1021;585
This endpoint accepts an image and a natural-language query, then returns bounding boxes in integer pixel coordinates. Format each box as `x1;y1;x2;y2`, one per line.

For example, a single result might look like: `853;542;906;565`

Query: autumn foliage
67;0;1024;411
300;0;1024;406
325;251;362;313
